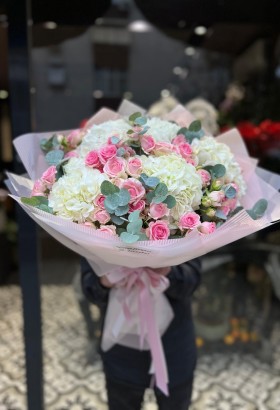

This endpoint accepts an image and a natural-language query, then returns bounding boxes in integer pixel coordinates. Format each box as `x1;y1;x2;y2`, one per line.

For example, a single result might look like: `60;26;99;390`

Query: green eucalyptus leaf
146;191;155;204
21;196;47;207
177;127;188;136
115;205;129;216
134;116;147;126
128;210;141;222
185;129;204;142
138;233;148;241
117;147;126;157
120;232;139;244
189;120;202;132
111;136;120;144
104;193;120;210
152;195;167;204
215;210;227;220
212;164;226;178
101;180;119;196
129;112;142;123
139;125;149;135
230;206;243;217
224;185;236;199
118;189;131;206
247;199;268;220
127;129;134;135
127;219;142;234
36;204;53;214
111;214;125;225
154;183;168;198
145;177;160;188
45;150;64;166
163;195;176;209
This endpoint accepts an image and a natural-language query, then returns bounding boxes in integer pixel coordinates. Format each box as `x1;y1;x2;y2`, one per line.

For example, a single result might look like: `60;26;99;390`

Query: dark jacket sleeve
165;258;201;301
80;258;109;307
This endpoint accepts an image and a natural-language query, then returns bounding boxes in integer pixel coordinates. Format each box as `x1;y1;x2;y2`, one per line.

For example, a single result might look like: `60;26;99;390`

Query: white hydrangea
49;158;108;222
146;117;180;142
141;153;202;219
78;119;131;157
192;136;247;196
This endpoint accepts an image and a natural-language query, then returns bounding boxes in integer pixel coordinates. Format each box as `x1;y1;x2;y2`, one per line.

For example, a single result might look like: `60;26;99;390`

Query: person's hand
100;275;114;288
151;267;171;276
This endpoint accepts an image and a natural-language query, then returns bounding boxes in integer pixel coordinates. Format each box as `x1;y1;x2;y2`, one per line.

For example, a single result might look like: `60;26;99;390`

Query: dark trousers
105;377;193;410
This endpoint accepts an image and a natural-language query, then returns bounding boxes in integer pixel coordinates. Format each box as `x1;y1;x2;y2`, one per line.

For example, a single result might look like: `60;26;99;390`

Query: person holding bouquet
81;257;201;410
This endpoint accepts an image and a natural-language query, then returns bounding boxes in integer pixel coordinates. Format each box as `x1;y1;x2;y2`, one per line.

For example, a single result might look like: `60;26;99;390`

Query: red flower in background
237;122;260;140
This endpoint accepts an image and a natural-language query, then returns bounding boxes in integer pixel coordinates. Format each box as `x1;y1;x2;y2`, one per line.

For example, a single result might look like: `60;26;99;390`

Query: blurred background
0;0;280;409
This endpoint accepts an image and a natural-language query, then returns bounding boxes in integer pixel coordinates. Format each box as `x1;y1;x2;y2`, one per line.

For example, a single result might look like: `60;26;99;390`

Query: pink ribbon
106;266;171;395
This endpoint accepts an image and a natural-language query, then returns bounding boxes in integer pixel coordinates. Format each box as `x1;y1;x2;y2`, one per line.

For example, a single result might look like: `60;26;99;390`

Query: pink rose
98;225;117;236
149;203;170;219
178;212;200;230
83;221;95;228
219;205;231;216
129;199;146;213
197;169;211;187
85;150;102;169
64;150;78;159
154;142;175;155
198;221;216;235
31;179;47;196
126;157;143;177
185;157;197;166
103;157;126;178
41;166;57;187
66;130;83;148
121;178;145;203
172;134;186;145
178;143;192;159
209;191;225;206
94;194;106;209
98;144;117;165
92;209;111;224
146;220;170;241
141;135;156;153
124;146;136;157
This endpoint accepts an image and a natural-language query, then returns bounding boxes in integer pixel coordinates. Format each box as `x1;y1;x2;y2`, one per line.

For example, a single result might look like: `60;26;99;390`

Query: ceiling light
93;90;104;99
128;20;152;33
194;26;207;36
0;90;8;100
184;47;196;56
43;21;57;30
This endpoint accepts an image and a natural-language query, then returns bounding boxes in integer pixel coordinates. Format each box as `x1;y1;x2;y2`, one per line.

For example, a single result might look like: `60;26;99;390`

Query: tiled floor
1;277;280;410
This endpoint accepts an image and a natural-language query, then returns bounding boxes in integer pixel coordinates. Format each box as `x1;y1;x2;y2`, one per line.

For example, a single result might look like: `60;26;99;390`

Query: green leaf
111;136;120;144
127;129;134;135
247;199;268;220
215;210;227;220
21;196;48;207
45;150;64;166
212;164;226;178
105;193;120;210
116;227;126;235
177;127;188;136
145;177;160;188
117;147;126;157
101;181;119;196
184;129;204;142
138;125;149;135
224;185;236;199
134;116;147;126
128;210;140;222
115;205;129;216
146;191;155;204
230;206;243;217
120;232;139;243
118;188;131;206
154;183;168;198
129;112;142;123
189;120;202;132
36;204;53;214
152;195;168;204
111;214;125;225
138;233;148;241
127;219;142;234
163;195;176;209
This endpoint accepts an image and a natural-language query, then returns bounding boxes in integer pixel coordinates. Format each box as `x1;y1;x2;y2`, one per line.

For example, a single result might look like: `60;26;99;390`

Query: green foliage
129;112;142;123
247;199;268;220
224;185;236;199
215;210;227;220
120;232;139;243
177;120;205;143
140;174;159;188
205;164;226;179
45;150;64;166
101;181;120;196
21;196;53;214
111;136;120;144
163;195;176;209
40;134;60;153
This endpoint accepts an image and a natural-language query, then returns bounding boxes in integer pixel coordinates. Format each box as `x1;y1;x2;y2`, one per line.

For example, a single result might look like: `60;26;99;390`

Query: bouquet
7;100;280;394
